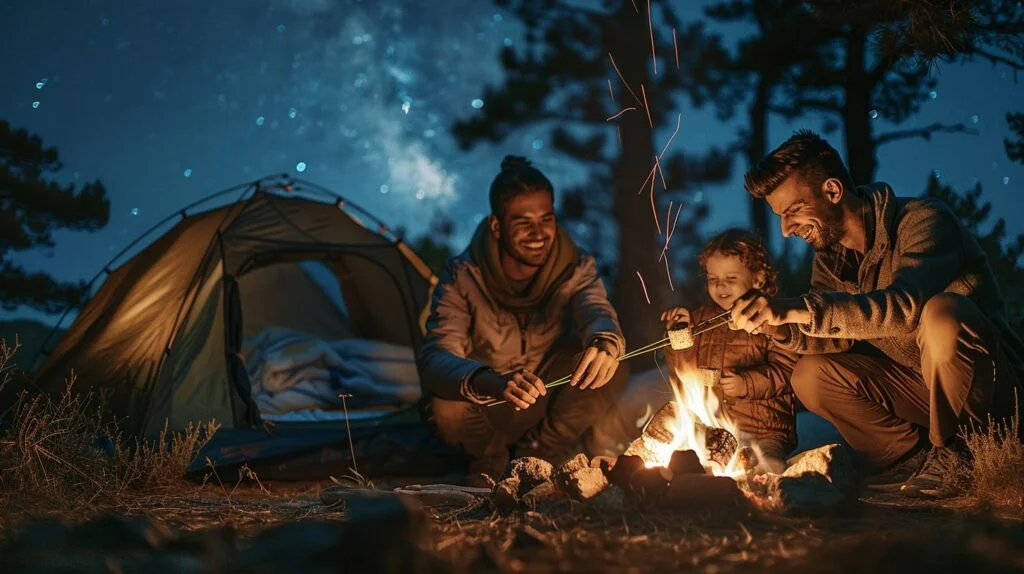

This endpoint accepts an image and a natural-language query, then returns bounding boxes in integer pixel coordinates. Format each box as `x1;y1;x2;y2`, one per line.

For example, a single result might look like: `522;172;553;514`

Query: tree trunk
747;76;771;247
609;7;664;354
842;26;877;185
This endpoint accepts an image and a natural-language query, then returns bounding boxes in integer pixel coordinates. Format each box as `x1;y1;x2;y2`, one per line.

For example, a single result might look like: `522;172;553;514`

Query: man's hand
730;291;810;335
571;343;619;390
660;307;691;330
503;369;547;410
471;368;546;410
718;369;747;398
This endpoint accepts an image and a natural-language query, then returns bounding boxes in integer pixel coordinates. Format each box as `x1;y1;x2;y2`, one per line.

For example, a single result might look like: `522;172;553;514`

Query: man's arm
417;261;490;402
570;255;626;356
768;258;855;355
800;202;964;339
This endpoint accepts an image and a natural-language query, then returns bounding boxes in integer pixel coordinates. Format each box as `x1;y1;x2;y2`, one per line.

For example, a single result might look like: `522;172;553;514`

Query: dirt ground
3;476;1023;574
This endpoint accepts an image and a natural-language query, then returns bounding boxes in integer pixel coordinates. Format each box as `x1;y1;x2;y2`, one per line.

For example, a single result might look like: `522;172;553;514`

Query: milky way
2;0;1023;324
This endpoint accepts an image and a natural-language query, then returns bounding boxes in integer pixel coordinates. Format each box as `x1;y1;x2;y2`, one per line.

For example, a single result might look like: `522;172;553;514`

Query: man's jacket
418;249;625;403
777;183;1024;382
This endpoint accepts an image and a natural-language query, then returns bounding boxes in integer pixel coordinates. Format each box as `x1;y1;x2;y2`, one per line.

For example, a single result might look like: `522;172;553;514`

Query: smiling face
704;252;765;310
489;190;556;269
766;173;845;250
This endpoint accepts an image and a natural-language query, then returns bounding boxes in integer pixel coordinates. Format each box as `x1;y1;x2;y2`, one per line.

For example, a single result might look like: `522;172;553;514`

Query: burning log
601;450;747;512
662;474;747;512
628;401;739;470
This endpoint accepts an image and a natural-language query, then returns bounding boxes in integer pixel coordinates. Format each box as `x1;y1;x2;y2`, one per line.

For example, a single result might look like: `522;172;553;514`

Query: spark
630;0;639;14
648;0;657;75
649;175;662;235
673;28;679;69
659;202;683;262
607;78;615;101
637;164;657;195
654;154;667;189
617;126;622;148
658;112;682;160
606;107;636;121
640;84;653;127
608;53;643;108
664;255;675;291
636;271;651;305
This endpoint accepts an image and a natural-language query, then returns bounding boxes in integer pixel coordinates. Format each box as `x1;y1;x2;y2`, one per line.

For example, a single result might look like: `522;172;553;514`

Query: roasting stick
485;308;734;408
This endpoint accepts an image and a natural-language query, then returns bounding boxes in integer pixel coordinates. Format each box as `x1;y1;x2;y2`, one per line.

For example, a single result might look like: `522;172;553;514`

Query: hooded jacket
418;241;625;404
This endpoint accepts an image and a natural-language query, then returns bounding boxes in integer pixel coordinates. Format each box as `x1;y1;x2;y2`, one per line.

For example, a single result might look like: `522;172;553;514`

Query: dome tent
31;175;457;479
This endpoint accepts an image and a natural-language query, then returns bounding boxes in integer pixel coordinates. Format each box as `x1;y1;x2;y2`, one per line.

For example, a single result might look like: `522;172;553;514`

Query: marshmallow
668;328;695;350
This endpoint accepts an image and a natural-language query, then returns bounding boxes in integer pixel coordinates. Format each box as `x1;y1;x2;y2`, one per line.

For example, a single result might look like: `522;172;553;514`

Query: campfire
483;363;853;516
593;365;755;511
627;367;745;475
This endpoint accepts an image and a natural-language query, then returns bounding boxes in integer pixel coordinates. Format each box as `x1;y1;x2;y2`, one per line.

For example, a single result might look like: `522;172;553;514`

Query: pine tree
452;0;732;346
0;120;110;314
1006;112;1024;165
922;174;1024;327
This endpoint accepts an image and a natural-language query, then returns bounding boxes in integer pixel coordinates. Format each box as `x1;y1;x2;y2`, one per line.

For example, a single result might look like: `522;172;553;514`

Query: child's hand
660;307;691;330
718;369;748;398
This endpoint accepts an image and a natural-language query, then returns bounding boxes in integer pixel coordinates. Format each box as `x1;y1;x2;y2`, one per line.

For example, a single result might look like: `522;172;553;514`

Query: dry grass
962;399;1024;512
0;338;217;530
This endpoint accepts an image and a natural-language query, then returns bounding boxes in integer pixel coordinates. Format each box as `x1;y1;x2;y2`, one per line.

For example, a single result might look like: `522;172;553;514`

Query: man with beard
418;155;628;486
729;130;1024;498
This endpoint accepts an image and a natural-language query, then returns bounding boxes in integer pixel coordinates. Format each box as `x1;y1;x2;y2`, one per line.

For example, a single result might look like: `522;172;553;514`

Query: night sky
3;0;1023;325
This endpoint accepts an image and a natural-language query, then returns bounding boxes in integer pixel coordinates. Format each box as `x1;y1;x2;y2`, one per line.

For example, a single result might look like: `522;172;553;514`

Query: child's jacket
664;304;799;454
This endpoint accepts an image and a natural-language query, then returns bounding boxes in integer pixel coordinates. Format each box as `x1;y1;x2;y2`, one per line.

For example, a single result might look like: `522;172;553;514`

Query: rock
563;467;609;501
784;443;857;494
668;449;706;476
341;490;432;573
663;474;748;513
605;454;644;489
64;513;174;553
521;480;564;507
556;453;590;476
492;476;522;511
590;455;617;471
501;457;554;492
627;466;672;504
760;472;846;515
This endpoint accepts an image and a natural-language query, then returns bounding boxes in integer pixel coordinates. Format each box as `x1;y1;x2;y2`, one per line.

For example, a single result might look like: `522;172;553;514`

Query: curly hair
698;228;779;297
744;129;855;199
489;155;554;216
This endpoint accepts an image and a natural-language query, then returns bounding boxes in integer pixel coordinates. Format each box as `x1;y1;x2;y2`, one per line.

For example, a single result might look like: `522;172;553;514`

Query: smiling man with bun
418;155;628;486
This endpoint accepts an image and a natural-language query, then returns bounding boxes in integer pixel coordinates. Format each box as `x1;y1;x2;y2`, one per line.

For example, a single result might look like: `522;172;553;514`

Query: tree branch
967;47;1024;71
875;121;977;146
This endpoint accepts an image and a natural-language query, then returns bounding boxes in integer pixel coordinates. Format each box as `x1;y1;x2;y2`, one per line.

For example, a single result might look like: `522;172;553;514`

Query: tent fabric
32;190;434;439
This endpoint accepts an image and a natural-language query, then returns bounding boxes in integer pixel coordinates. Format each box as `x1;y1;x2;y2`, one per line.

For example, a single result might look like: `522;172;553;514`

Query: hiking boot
862;447;930;492
899;445;970;499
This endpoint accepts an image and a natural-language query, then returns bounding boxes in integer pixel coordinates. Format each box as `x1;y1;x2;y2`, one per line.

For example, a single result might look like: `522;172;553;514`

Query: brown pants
791;293;1020;470
427;342;630;468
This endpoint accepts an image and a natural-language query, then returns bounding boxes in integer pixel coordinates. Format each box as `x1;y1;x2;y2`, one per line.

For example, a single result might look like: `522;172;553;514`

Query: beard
809;203;845;251
501;233;550;268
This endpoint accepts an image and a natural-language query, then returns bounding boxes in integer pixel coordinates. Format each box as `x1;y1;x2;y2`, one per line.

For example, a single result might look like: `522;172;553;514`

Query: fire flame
638;367;745;478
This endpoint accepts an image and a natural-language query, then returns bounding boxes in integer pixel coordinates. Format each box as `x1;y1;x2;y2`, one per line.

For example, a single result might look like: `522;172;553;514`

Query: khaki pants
426;341;630;469
791;293;1020;470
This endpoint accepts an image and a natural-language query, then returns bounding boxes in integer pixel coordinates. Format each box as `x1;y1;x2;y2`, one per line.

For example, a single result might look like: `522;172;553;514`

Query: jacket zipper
517;313;530;356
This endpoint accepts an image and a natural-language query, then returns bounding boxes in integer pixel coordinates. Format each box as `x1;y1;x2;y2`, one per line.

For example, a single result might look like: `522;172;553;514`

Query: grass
2;330;1024;572
0;337;217;531
961;397;1024;512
